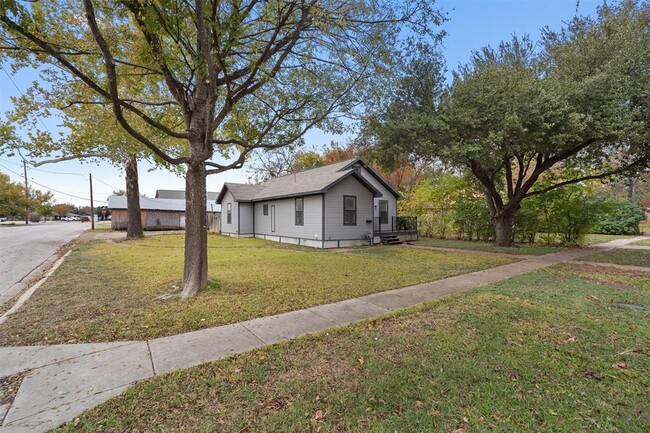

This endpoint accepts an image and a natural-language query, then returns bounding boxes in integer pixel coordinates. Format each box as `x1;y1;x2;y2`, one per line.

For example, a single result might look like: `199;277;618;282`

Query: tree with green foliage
0;172;52;219
1;75;186;240
364;1;650;246
1;0;443;296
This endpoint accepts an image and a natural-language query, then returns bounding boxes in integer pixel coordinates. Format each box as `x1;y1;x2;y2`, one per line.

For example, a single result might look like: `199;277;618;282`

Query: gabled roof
216;158;388;204
220;183;260;202
156;189;219;201
340;158;402;199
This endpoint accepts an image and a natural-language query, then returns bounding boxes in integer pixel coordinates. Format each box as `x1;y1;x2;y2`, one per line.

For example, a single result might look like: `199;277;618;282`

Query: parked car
0;217;7;222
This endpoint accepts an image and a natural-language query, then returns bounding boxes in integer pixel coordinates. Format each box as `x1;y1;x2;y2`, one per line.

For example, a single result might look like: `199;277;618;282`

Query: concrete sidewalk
0;236;647;432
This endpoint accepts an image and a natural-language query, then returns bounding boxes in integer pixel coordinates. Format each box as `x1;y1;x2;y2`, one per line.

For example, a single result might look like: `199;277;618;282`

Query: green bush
513;201;542;244
593;199;646;235
514;184;609;246
453;197;494;241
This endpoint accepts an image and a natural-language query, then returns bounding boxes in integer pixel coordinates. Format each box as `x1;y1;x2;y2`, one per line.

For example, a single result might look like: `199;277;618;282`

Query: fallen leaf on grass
358;356;365;365
565;336;577;343
582;370;604;380
590;296;601;303
414;400;424;409
612;361;627;370
312;408;331;422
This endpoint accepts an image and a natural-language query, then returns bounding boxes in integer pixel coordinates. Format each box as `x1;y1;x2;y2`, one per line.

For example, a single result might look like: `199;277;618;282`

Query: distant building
155;189;220;203
108;195;221;232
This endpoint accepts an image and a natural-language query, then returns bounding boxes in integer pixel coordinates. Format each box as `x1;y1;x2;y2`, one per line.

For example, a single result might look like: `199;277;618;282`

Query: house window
379;200;388;224
227;203;232;224
343;195;356;226
295;198;304;226
263;204;269;216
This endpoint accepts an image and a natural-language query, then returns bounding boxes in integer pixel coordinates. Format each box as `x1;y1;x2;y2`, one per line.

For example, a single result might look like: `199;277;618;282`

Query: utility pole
23;159;29;225
89;173;95;230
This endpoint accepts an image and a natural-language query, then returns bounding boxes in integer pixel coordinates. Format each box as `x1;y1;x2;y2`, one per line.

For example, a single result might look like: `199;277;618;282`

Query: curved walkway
0;236;647;432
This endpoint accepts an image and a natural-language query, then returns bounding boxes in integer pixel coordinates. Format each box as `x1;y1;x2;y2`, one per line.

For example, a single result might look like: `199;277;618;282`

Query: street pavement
0;222;87;296
1;235;647;432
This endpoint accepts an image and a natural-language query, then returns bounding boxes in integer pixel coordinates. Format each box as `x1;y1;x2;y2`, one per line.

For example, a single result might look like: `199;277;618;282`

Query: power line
0;157;88;177
0;162;106;204
92;175;121;191
0;158;23;168
31;167;87;177
0;66;57;138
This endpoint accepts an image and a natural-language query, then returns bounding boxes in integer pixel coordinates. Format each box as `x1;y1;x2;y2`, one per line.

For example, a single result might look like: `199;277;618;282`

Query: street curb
0;250;72;325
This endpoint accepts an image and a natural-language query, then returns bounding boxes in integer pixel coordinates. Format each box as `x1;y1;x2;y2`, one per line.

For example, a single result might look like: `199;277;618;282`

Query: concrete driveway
0;222;87;297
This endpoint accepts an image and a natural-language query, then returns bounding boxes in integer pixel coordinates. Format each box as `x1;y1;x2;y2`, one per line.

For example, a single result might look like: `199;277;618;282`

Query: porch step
380;234;402;245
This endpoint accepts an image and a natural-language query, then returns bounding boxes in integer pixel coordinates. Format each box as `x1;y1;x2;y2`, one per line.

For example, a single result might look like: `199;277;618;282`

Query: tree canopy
364;0;650;245
1;0;444;295
0;172;53;218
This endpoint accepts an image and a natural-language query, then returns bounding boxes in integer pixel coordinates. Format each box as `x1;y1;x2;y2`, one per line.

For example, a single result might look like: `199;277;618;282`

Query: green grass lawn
54;262;650;433
632;238;650;247
582;233;636;245
414;238;564;255
93;221;112;231
0;234;514;346
583;249;650;268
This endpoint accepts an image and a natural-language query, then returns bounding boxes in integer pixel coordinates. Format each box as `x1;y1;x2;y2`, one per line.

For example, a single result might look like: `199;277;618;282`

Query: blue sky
0;0;603;206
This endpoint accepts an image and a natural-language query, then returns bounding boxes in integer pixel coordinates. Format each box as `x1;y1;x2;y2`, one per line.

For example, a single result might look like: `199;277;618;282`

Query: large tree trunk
125;155;144;239
493;210;516;247
627;176;637;200
181;160;208;298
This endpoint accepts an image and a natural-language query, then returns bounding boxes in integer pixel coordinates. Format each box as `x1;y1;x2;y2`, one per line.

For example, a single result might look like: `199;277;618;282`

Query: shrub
513;201;542;244
453;196;494;241
593;199;646;235
514;184;609;246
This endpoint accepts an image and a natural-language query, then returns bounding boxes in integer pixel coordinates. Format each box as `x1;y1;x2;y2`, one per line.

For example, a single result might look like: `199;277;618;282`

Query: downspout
322;194;325;248
371;195;375;246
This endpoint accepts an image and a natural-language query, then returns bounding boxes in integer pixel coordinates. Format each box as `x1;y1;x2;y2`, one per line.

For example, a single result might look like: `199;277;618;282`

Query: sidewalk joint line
146;340;157;376
239;322;267;346
305;307;344;327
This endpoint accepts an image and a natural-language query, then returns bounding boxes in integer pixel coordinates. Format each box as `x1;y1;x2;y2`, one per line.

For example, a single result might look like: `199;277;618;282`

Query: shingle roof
222;183;260;201
217;158;390;203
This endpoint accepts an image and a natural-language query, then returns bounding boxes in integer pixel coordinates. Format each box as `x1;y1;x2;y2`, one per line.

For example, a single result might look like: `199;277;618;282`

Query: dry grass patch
0;234;514;346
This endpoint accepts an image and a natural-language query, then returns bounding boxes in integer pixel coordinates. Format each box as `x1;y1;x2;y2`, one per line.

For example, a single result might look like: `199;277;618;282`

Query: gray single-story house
216;158;418;248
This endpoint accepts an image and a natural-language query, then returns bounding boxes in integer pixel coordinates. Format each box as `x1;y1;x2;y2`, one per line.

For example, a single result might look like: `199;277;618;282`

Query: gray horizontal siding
254;195;323;240
220;190;238;234
324;176;373;240
357;164;398;231
239;202;254;234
